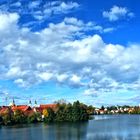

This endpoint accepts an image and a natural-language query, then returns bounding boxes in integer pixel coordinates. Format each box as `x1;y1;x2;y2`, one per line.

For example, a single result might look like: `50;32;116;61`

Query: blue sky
0;0;140;106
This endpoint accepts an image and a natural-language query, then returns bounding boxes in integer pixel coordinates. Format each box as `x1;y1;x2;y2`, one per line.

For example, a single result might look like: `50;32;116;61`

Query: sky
0;0;140;107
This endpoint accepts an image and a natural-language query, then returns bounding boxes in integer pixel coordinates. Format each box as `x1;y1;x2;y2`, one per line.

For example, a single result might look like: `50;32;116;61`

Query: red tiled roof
0;107;10;114
12;105;32;112
33;107;42;112
0;104;57;114
40;104;56;109
24;110;34;116
33;104;57;113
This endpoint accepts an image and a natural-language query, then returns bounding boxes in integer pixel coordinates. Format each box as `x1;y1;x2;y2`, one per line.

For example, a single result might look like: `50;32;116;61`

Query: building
0;100;57;116
33;104;57;113
0;106;10;115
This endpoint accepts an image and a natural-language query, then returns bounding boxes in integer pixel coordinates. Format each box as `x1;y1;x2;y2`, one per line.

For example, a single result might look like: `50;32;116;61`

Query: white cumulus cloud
103;5;134;21
0;12;140;95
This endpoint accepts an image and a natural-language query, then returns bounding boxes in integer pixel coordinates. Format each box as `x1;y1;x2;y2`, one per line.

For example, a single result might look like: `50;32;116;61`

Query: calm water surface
1;115;140;140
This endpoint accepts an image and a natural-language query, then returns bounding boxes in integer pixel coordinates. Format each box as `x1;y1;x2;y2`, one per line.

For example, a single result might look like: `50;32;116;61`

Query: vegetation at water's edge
0;101;93;125
1;100;140;126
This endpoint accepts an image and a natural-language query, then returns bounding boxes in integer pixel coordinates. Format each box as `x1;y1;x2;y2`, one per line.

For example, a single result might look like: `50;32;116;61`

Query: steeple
12;99;15;106
34;100;39;107
28;100;32;107
9;98;15;106
35;100;37;105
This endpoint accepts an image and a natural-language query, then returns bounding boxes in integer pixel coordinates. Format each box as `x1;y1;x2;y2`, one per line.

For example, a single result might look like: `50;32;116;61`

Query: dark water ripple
1;115;140;140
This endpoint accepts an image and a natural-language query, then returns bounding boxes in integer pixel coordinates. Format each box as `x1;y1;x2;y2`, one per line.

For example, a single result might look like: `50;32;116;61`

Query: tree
43;109;49;118
1;108;13;125
28;112;41;123
13;109;27;124
79;105;89;121
101;106;105;110
65;103;73;121
72;101;81;121
131;107;140;114
35;112;42;122
72;101;89;121
55;104;66;122
54;101;89;122
44;108;55;123
87;105;95;115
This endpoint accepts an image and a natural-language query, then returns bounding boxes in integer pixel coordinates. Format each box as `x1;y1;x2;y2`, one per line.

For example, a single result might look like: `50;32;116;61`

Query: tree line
0;101;93;125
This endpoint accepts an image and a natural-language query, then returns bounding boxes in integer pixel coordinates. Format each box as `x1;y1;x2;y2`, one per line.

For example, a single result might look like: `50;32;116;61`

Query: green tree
35;112;42;122
55;103;66;122
13;109;27;124
54;101;89;122
101;106;105;110
65;103;73;121
131;107;140;114
44;108;55;123
72;101;81;121
1;108;13;125
79;105;89;121
27;112;41;123
72;101;89;121
87;105;95;115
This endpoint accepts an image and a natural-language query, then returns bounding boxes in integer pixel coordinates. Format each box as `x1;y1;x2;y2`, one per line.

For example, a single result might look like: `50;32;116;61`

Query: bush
1;108;13;125
13;109;27;124
27;112;41;123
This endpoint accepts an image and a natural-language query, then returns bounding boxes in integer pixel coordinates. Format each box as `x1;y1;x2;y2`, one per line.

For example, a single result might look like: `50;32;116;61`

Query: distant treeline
0;101;93;125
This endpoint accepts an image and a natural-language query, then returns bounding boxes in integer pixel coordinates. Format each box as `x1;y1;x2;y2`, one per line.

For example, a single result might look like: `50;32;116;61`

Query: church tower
28;100;32;107
9;99;16;107
35;100;37;106
12;99;15;106
34;100;39;107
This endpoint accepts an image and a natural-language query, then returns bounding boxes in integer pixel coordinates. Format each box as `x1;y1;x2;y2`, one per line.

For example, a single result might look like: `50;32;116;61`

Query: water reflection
1;115;140;140
0;122;88;140
87;115;140;140
43;122;88;140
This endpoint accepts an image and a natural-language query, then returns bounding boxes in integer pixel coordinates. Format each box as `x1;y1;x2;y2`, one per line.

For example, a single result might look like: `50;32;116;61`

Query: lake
1;115;140;140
